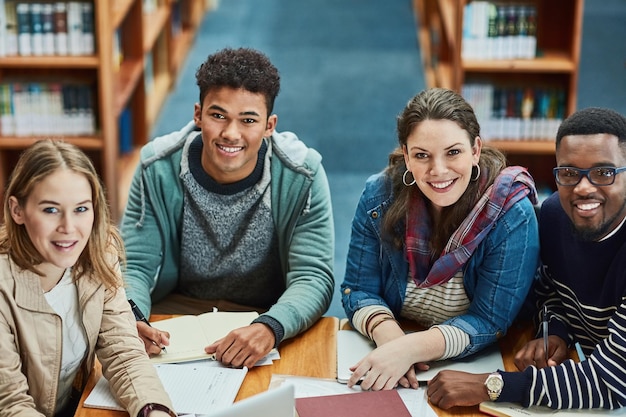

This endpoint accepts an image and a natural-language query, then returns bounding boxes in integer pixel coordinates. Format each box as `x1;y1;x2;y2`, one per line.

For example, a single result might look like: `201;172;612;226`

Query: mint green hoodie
121;121;334;342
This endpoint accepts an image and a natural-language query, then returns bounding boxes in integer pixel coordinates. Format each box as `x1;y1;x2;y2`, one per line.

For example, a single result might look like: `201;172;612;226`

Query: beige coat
0;254;174;417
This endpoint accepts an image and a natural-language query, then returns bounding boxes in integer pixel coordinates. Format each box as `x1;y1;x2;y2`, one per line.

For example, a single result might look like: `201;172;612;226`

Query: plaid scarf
405;166;537;288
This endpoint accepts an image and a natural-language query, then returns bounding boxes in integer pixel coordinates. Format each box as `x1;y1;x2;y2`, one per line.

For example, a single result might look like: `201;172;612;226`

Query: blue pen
575;342;586;362
542;305;549;361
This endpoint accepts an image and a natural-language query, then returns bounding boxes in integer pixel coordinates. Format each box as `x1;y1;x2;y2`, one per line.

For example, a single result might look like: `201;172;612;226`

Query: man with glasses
427;107;626;410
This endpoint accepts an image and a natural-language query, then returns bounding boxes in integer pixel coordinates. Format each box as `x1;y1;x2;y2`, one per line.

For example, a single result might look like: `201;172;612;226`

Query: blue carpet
153;0;424;318
151;0;626;319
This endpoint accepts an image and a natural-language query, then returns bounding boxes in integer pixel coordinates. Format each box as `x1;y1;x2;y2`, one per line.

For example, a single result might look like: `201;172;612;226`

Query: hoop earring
402;169;416;186
471;165;481;182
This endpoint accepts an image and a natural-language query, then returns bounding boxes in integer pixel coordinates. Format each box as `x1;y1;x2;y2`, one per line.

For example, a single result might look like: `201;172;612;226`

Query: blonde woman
0;140;176;417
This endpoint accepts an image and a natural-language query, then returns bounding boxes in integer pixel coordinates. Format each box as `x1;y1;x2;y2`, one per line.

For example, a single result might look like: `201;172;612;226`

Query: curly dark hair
556;107;626;150
195;47;281;116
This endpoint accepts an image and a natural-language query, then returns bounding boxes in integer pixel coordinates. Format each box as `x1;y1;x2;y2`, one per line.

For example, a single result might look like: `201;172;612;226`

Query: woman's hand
347;335;419;390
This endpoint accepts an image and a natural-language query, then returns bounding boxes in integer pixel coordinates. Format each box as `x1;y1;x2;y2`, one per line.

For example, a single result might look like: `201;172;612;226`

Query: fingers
205;326;274;368
136;322;168;356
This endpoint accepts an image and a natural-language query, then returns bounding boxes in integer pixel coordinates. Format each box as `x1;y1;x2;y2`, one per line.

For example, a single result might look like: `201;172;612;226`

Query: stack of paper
84;362;247;415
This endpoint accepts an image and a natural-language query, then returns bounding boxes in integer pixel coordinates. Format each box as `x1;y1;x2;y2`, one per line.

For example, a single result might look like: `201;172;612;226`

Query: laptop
202;383;295;417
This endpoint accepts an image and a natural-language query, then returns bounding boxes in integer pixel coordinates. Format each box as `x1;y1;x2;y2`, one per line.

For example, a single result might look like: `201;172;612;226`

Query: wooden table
74;316;536;417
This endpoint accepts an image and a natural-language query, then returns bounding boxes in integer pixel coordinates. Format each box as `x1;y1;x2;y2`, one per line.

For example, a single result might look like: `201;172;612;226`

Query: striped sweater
499;192;626;409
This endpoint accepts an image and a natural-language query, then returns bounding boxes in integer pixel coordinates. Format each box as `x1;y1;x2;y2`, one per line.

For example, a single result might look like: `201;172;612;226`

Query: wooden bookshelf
0;0;209;220
413;0;584;188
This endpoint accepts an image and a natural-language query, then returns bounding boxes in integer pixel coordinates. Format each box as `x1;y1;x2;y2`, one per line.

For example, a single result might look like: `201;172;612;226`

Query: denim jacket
341;171;539;357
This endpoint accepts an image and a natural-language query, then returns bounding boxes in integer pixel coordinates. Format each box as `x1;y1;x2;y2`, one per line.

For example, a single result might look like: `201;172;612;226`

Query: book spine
80;1;94;55
0;83;15;135
4;0;19;56
66;1;82;55
53;1;68;55
16;2;31;56
0;0;6;57
41;3;54;54
30;2;44;56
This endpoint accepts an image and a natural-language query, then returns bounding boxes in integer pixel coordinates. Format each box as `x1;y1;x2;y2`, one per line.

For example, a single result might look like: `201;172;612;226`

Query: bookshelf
413;0;584;191
0;0;209;219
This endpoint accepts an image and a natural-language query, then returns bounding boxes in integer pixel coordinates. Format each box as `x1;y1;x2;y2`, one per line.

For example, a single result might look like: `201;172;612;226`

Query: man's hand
136;321;170;356
514;336;568;370
205;323;275;368
427;370;491;409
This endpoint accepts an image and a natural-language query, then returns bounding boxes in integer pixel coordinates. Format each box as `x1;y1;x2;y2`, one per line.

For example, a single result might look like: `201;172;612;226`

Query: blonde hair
0;140;124;290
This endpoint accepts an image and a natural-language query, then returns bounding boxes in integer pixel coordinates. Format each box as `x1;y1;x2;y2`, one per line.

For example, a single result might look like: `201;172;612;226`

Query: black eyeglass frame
553;166;626;186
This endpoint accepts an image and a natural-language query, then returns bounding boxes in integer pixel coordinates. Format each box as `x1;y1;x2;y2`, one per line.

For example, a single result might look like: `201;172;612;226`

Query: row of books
0;81;96;136
462;2;537;61
0;1;94;57
462;83;566;141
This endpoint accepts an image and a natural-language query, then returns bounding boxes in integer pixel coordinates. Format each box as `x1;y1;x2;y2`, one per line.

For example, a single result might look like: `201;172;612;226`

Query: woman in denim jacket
341;88;539;391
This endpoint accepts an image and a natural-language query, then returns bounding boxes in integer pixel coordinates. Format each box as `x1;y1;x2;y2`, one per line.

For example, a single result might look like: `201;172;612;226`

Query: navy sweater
499;192;626;409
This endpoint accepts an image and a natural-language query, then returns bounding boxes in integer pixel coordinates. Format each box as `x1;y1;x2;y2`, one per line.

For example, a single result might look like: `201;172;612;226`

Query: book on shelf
41;3;54;54
66;1;82;55
337;329;505;384
80;1;93;54
0;83;15;135
30;2;44;55
149;311;261;364
0;0;6;56
53;1;68;55
462;83;565;142
16;2;31;56
462;1;537;61
118;106;133;154
4;0;19;56
144;51;154;94
111;28;122;70
0;81;95;137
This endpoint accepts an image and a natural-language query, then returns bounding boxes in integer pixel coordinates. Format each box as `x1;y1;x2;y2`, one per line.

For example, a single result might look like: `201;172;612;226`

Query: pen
542;305;549;362
128;299;166;352
575;342;587;362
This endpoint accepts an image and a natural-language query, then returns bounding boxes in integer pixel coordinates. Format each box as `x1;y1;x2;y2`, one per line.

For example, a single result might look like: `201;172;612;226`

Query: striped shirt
500;193;626;409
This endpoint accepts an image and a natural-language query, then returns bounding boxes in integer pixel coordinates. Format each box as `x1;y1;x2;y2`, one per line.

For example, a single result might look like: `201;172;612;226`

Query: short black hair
195;47;281;116
556;107;626;149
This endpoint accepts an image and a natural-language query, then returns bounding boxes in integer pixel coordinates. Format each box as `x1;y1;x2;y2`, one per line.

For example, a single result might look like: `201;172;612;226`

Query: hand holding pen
542;305;549;362
128;299;169;355
513;306;568;370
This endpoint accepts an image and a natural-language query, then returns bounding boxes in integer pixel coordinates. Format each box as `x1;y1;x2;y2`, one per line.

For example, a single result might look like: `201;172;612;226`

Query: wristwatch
484;372;504;401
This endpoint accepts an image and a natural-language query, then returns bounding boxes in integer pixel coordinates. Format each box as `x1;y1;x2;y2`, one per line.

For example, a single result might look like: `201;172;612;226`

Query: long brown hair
383;88;507;254
0;140;124;290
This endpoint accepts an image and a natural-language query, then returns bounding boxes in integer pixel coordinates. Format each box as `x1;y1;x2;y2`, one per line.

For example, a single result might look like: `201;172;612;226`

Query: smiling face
193;86;277;184
9;169;94;279
556;133;626;241
403;119;481;212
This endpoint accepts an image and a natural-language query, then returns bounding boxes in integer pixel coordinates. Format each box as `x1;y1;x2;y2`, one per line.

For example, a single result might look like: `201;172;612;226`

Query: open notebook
202;383;295;417
337;329;504;383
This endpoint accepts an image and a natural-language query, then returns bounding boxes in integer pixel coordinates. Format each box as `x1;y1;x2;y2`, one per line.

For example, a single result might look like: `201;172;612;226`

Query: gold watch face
486;376;503;391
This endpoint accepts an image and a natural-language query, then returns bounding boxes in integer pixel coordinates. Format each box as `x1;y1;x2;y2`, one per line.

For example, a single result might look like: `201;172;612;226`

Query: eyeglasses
553;166;626;186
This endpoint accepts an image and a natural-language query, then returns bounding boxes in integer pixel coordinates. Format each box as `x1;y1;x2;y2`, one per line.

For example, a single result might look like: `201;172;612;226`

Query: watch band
138;403;177;417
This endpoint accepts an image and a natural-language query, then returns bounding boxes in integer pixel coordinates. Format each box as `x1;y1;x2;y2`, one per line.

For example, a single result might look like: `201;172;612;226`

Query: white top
44;268;88;413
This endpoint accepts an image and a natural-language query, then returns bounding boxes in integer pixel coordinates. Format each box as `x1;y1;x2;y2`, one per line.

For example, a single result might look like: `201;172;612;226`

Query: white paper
84;363;248;414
